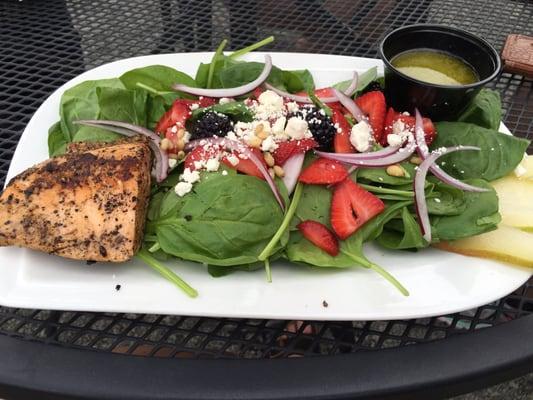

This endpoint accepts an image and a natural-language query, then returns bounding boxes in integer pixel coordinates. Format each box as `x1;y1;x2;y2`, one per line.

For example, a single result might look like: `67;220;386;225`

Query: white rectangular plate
0;52;530;320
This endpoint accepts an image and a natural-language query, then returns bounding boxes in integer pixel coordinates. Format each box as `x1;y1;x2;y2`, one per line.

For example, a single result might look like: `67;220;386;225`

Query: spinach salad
48;37;530;297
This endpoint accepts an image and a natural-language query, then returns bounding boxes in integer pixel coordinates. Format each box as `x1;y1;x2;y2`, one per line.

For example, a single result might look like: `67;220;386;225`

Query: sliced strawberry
271;138;318;166
330;178;385;239
156;98;216;135
355;91;386;143
294;87;344;112
332;109;355;153
297;220;339;256
394;114;437;146
252;86;264;100
198;97;217;108
222;147;267;179
383;107;397;141
184;145;221;171
156;100;191;134
299;158;348;185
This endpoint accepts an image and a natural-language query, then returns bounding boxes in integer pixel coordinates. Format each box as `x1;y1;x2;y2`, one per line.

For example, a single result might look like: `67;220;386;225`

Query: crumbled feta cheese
190;103;199;110
205;158;220;172
284;117;309;140
234;121;253;139
272;117;286;136
387;133;403;147
258;90;283;107
226;154;239;166
226;131;238;141
515;163;527;177
168;158;177;169
350;121;373;152
181;168;200;184
261;135;278;152
222;170;228;176
219;97;234;105
194;160;205;170
254;90;284;119
171;126;178;133
286;101;299;113
175;181;193;197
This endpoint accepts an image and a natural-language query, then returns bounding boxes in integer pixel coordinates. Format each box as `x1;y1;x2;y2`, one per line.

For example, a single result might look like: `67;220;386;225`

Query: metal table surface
0;0;532;399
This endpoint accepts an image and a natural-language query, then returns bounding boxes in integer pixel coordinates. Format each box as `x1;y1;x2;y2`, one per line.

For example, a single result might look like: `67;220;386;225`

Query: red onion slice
173;55;272;98
263;71;359;103
415;145;482;243
76;119;161;143
333;88;366;123
281;153;305;194
185;137;285;210
414;110;488;193
75;120;168;183
317;144;415;167
315;145;400;161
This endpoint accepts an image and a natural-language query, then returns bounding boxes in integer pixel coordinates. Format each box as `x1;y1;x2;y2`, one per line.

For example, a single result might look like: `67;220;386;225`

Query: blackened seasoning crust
0;139;151;262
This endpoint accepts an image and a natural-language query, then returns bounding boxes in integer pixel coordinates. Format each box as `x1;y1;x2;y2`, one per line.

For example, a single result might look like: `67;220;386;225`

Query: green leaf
431;179;500;241
377;207;427;250
333;66;377;95
148;172;286;266
96;87;149;127
457;88;502;130
119;65;197;94
47;121;67;157
282;69;315;93
189;101;254;124
59;78;125;141
425;181;466;216
431;122;530;181
219;62;285;90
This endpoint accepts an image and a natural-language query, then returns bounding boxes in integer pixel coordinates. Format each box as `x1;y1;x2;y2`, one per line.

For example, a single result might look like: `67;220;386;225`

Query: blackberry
191;112;233;139
290;106;336;151
361;80;383;95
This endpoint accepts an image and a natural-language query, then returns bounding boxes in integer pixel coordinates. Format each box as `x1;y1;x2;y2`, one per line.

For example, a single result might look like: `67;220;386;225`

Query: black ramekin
379;24;502;121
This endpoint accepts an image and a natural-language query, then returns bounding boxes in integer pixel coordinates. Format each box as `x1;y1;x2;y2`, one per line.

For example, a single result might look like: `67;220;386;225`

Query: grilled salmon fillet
0;140;151;262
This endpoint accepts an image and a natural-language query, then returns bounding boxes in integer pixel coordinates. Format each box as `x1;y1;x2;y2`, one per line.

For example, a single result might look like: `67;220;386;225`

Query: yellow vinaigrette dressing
391;49;479;86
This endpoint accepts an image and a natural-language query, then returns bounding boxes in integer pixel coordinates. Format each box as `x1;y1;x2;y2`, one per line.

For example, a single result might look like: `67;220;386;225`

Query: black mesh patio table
1;0;532;399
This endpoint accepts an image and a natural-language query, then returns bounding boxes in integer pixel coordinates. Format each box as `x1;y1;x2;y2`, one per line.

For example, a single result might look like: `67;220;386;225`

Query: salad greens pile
47;37;529;297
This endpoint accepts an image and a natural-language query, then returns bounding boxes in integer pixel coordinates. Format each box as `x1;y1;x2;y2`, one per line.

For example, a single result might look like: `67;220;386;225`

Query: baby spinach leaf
207;263;263;277
47;122;67;157
426;182;466;216
119;65;197;94
189;101;254;123
282;69;314;93
70;87;149;143
457;88;502;130
333;66;377;95
431;122;529;181
431;179;500;241
356;162;416;186
147;173;286;266
377;207;427;250
59;78;125;141
219;62;285;90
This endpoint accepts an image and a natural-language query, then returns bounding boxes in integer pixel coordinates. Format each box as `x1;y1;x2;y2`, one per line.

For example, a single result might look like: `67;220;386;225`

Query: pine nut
257;130;269;140
386;164;405;177
273;165;285;178
263;152;275;167
176;139;185;151
247;135;262;148
177;150;186;159
410;156;422;165
177;128;185;139
254;124;264;135
160;138;171;151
